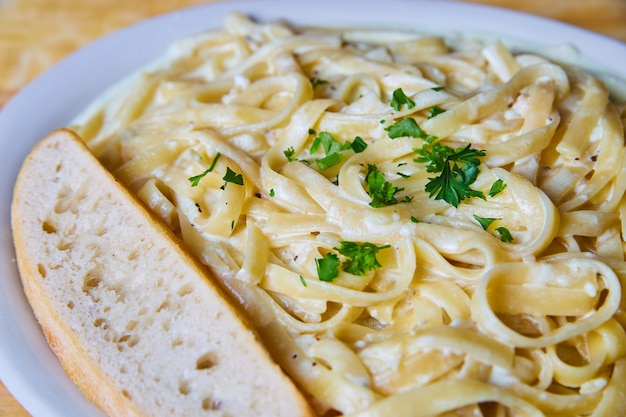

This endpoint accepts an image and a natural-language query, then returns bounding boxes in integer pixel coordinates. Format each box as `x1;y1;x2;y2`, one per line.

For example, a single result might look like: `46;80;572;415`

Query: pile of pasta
72;12;626;416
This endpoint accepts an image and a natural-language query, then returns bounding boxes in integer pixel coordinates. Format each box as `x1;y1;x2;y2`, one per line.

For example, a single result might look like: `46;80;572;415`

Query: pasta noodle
70;12;626;416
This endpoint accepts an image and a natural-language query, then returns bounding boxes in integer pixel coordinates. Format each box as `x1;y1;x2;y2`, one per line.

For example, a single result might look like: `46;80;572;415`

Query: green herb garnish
311;132;368;170
316;253;341;282
335;241;390;276
496;227;513;243
366;164;404;208
428;106;446;118
489;179;507;197
284;147;296;161
188;152;222;187
390;88;415;111
473;215;498;230
414;143;486;207
310;77;328;88
316;152;344;170
349;136;368;153
385;118;437;142
221;167;244;188
315;241;391;281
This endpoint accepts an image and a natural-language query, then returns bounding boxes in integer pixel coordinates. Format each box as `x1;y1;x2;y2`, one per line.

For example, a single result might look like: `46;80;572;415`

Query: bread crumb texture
13;131;304;417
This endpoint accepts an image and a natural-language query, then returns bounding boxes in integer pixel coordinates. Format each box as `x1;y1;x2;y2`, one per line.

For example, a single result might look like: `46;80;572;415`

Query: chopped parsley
349;136;368;153
310;77;328;88
473;215;498;230
474;215;513;242
385;118;437;142
269;188;275;197
311;131;349;155
315;241;391;281
390;88;415;111
335;241;390;276
414;142;486;207
283;147;296;161
428;106;446;118
489;179;507;197
316;253;340;282
310;132;368;170
410;216;420;223
187;152;222;187
496;226;513;243
432;86;445;91
366;164;404;208
299;275;308;287
221;167;244;188
311;132;345;169
316;152;344;170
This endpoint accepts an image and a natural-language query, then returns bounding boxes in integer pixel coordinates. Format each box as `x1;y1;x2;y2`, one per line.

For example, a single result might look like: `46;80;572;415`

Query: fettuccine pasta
71;12;626;416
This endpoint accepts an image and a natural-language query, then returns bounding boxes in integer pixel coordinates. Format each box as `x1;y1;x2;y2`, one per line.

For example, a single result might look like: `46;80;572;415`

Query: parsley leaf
385;118;437;142
366;164;404;208
473;215;498;230
222;167;244;188
311;132;342;155
349;136;368;153
311;132;368;170
284;147;296;161
489;179;507;197
423;159;484;207
432;86;445;91
316;253;340;282
188;152;222;187
415;143;486;207
310;77;328;88
390;88;415;111
428;106;446;118
334;241;390;276
316;152;344;170
496;227;513;243
310;132;346;169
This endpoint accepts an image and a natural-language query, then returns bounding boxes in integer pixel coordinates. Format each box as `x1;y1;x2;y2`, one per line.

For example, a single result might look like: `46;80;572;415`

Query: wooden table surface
1;0;625;415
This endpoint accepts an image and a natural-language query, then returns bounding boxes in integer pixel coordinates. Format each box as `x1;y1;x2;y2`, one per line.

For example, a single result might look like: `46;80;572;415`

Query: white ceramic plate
1;1;625;415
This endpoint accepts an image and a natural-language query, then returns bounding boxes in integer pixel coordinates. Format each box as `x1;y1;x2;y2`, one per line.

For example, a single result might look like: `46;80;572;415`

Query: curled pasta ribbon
471;254;621;348
359;325;514;394
421;63;570;139
547;318;626;388
342;378;543;417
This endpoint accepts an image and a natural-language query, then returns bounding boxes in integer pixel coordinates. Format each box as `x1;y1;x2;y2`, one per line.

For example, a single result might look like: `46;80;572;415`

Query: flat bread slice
11;128;314;417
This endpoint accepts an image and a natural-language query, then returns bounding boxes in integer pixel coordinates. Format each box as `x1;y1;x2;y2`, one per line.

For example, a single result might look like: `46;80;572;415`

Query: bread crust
11;129;314;417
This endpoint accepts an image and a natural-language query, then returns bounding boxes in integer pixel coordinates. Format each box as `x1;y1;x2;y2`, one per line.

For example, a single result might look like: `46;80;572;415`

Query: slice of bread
11;128;314;417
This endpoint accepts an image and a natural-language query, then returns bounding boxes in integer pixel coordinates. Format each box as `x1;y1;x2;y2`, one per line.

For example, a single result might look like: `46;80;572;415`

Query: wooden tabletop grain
1;0;625;415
